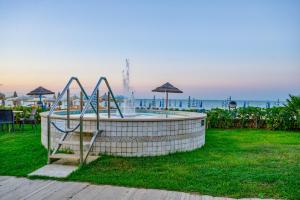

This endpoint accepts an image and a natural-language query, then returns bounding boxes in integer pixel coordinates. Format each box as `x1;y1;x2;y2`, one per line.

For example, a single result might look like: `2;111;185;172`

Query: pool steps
47;76;122;166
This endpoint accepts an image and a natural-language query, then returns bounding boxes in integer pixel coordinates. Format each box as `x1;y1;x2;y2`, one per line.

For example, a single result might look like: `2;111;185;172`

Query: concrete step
50;154;100;166
72;130;103;137
58;140;91;146
28;164;78;178
85;155;99;163
72;131;95;137
49;153;79;160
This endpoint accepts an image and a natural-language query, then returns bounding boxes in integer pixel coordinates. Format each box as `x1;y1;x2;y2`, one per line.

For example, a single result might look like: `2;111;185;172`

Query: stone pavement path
0;176;272;200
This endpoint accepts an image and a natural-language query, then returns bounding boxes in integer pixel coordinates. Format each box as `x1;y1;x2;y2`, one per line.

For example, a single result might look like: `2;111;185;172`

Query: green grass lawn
0;126;299;199
0;125;47;176
68;129;300;199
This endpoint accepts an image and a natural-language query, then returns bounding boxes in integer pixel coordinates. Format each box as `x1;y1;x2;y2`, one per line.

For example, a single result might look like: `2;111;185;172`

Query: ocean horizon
134;98;284;110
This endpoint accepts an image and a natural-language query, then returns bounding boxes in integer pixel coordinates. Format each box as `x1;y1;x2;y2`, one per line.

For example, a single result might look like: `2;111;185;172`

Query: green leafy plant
206;95;300;131
285;94;300;128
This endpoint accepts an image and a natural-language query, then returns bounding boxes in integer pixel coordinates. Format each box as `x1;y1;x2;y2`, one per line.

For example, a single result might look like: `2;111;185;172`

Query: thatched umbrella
152;82;183;110
27;86;54;107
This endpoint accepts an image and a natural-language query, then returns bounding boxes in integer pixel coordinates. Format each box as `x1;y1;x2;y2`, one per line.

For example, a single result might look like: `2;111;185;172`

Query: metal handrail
51;122;80;133
83;129;103;164
47;77;96;164
47;76;124;165
77;77;123;164
48;77;96;116
79;77;123;119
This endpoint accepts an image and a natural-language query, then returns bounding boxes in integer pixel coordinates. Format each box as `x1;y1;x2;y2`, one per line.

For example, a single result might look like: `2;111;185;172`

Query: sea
134;98;284;110
59;97;285;111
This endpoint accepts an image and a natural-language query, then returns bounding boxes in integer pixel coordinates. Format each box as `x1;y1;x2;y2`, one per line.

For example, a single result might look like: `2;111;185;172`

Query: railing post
96;89;99;130
108;91;111;118
79;91;84;165
79;117;83;165
103;78;123;118
47;115;51;164
80;91;83;112
67;88;70;129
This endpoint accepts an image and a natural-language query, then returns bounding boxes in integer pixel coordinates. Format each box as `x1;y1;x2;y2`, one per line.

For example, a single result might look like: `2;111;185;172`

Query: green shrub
206;95;300;131
265;107;298;130
207;108;234;128
285;94;300;128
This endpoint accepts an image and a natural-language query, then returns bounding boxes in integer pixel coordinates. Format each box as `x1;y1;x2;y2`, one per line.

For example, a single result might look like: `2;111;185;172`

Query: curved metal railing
79;77;123;120
51;122;80;134
47;76;123;165
48;77;96;116
77;77;123;163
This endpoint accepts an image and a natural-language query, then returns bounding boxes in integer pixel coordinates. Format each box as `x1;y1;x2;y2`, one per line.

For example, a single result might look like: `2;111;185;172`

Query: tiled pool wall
41;114;206;157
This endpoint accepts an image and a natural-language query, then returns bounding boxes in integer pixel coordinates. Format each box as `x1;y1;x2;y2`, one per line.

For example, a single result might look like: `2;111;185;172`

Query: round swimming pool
40;110;206;157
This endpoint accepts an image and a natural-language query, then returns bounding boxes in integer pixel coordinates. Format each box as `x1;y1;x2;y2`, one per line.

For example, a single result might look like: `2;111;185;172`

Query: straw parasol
152;82;183;110
27;86;54;107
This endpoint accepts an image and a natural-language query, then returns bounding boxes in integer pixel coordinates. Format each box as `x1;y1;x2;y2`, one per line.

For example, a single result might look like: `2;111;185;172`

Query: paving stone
28;164;78;178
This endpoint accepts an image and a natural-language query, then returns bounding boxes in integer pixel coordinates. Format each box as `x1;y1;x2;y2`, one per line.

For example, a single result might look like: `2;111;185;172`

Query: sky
0;0;299;100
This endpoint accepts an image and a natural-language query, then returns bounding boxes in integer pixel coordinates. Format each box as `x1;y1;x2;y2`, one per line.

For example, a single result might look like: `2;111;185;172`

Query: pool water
55;110;191;119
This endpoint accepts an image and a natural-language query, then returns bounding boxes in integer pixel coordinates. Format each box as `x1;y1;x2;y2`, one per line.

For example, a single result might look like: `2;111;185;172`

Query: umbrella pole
39;95;43;110
165;92;168;110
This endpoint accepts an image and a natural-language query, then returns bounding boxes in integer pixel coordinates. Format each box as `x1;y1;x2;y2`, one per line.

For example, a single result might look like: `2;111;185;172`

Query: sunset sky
0;0;299;100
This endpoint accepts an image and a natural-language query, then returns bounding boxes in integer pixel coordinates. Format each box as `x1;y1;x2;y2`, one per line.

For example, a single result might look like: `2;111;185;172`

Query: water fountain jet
121;59;136;117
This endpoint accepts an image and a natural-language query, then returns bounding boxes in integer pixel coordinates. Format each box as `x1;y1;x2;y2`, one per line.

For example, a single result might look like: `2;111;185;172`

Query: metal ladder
47;77;123;166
